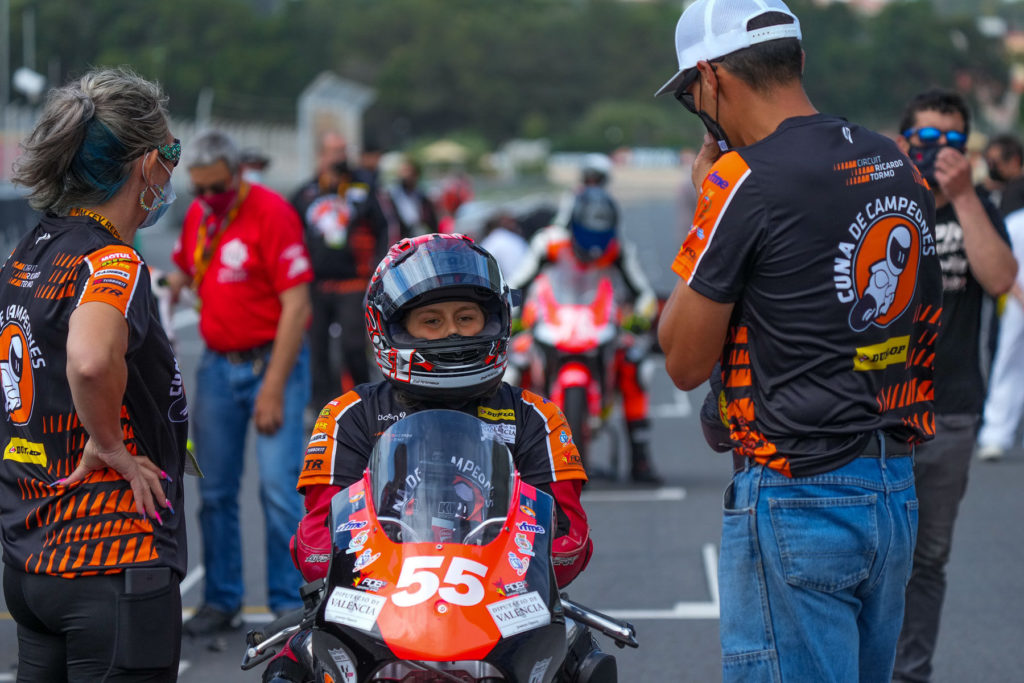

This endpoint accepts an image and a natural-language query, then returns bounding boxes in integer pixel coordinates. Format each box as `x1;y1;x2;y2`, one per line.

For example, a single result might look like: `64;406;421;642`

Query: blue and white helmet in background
569;186;619;263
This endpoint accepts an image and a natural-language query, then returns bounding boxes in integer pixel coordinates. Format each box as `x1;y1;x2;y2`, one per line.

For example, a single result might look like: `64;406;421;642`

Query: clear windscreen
539;266;608;306
369;410;514;545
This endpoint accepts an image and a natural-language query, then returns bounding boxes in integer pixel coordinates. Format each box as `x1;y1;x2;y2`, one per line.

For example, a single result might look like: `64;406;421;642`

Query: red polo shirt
172;184;313;352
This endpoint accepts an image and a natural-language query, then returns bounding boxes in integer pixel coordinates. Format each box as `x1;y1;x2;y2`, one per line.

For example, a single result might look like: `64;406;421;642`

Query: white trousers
978;297;1024;449
978;210;1024;450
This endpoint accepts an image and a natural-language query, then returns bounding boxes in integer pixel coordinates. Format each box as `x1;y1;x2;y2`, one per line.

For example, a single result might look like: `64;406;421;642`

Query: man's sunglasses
157;138;182;166
672;69;702;114
903;127;967;150
192;181;230;196
671;60;722;114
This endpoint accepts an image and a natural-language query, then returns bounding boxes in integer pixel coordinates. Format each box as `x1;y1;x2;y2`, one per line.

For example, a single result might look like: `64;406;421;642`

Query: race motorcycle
511;267;628;469
241;409;637;682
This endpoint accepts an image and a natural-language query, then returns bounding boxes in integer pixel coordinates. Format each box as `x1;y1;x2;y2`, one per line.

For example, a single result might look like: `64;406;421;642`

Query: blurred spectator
479;210;529;280
976;133;1024;210
974;134;1024;375
292;146;391;411
239;147;271;185
893;89;1017;683
293;131;347;201
166;130;313;635
437;171;474;233
517;203;557;243
388;156;438;237
976;178;1024;462
354;139;384;189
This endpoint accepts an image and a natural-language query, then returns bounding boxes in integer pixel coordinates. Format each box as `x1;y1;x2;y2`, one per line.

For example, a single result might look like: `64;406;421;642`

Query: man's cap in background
239;147;271;169
654;0;801;97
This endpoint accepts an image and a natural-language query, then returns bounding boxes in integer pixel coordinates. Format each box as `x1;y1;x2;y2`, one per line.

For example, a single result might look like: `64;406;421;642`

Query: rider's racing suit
508;224;660;482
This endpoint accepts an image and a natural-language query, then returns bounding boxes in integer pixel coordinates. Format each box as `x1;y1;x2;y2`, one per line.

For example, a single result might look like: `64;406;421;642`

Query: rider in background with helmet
262;233;598;682
509;186;662;484
553;152;615;230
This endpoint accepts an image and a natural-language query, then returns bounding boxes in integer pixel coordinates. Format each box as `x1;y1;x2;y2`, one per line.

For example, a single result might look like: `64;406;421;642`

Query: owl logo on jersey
0;324;34;425
848;219;920;331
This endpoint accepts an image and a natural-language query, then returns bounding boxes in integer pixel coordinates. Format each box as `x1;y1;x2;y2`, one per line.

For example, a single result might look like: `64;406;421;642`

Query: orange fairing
324;475;558;662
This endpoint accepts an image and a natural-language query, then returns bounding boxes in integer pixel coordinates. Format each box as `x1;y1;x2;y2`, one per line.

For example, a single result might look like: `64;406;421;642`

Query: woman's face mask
138;159;176;230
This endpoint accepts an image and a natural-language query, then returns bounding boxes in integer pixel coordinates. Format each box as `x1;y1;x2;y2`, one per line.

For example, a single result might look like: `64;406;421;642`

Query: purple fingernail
154;511;164;526
161;471;173;482
47;479;66;487
166;501;175;515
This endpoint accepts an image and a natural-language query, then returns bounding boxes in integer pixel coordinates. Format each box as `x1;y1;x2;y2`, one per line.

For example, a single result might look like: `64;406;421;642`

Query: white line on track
600;543;720;620
649;387;692;419
582;486;685;503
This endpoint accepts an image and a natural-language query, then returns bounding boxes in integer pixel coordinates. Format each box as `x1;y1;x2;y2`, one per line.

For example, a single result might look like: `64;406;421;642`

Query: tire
562;385;589;467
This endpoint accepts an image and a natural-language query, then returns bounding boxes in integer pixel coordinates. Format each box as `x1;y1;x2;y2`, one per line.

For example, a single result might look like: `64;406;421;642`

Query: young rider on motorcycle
263;233;597;682
508;186;662;484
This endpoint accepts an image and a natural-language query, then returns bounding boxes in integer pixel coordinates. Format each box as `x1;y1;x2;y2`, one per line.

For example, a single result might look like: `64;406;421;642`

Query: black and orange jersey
672;114;943;477
0;213;188;578
298;381;586;493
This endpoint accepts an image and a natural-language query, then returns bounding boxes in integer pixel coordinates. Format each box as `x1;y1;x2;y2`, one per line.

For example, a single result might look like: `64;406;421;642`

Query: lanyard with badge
191;181;250;293
69;207;124;241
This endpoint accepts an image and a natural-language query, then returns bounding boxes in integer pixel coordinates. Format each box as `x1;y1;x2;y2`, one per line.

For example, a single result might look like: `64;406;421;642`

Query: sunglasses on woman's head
157;138;182;166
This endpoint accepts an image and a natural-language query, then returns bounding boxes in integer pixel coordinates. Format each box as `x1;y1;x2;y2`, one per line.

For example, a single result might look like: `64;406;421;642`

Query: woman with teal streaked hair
0;66;187;681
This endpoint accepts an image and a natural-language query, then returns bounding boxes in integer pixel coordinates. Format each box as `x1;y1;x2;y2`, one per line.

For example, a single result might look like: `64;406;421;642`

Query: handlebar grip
561;597;639;649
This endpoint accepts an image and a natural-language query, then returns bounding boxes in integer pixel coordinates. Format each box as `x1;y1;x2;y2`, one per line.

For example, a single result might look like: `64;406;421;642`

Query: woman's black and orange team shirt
0;213;188;579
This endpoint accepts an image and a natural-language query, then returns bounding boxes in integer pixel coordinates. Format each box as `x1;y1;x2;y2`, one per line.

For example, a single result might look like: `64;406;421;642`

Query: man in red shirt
167;130;314;635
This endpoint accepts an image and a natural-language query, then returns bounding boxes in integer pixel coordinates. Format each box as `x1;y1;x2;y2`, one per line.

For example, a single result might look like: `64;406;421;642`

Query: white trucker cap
654;0;802;96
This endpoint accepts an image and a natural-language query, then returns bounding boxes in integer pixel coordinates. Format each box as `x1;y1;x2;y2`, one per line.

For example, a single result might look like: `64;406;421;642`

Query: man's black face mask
907;145;941;188
674;67;731;152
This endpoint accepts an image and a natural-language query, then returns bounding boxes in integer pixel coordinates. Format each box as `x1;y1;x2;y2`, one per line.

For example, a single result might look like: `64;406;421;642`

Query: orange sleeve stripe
671;153;752;283
520;389;563;426
298;391;363;491
78;246;144;317
521;389;587;482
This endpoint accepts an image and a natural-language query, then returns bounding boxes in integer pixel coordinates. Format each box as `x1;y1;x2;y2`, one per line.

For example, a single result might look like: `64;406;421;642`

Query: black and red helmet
365;234;511;403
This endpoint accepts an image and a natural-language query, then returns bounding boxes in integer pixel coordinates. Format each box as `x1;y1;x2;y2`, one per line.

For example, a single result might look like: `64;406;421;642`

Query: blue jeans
719;439;918;683
193;343;310;613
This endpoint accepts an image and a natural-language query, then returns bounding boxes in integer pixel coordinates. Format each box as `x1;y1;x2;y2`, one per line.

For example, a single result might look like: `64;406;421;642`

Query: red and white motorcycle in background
509;266;642;472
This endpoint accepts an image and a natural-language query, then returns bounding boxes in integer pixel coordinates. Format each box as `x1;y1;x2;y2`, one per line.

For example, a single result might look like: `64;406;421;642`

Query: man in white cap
655;0;943;680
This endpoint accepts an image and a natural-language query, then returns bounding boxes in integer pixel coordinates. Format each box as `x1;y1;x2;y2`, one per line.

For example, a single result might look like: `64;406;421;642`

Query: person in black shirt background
893;89;1018;683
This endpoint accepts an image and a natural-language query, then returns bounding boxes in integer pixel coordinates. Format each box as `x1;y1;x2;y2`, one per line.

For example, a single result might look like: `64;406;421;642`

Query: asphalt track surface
1;189;1023;682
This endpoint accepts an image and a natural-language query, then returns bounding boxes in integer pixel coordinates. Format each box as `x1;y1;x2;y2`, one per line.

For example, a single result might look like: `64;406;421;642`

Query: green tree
7;0;1014;150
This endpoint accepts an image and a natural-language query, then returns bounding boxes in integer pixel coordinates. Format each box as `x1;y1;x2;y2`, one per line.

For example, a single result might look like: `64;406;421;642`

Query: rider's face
405;300;485;340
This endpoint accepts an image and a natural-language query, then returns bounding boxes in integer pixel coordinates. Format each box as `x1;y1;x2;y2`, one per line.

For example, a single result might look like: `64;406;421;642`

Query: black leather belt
860;431;914;458
220;342;273;364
